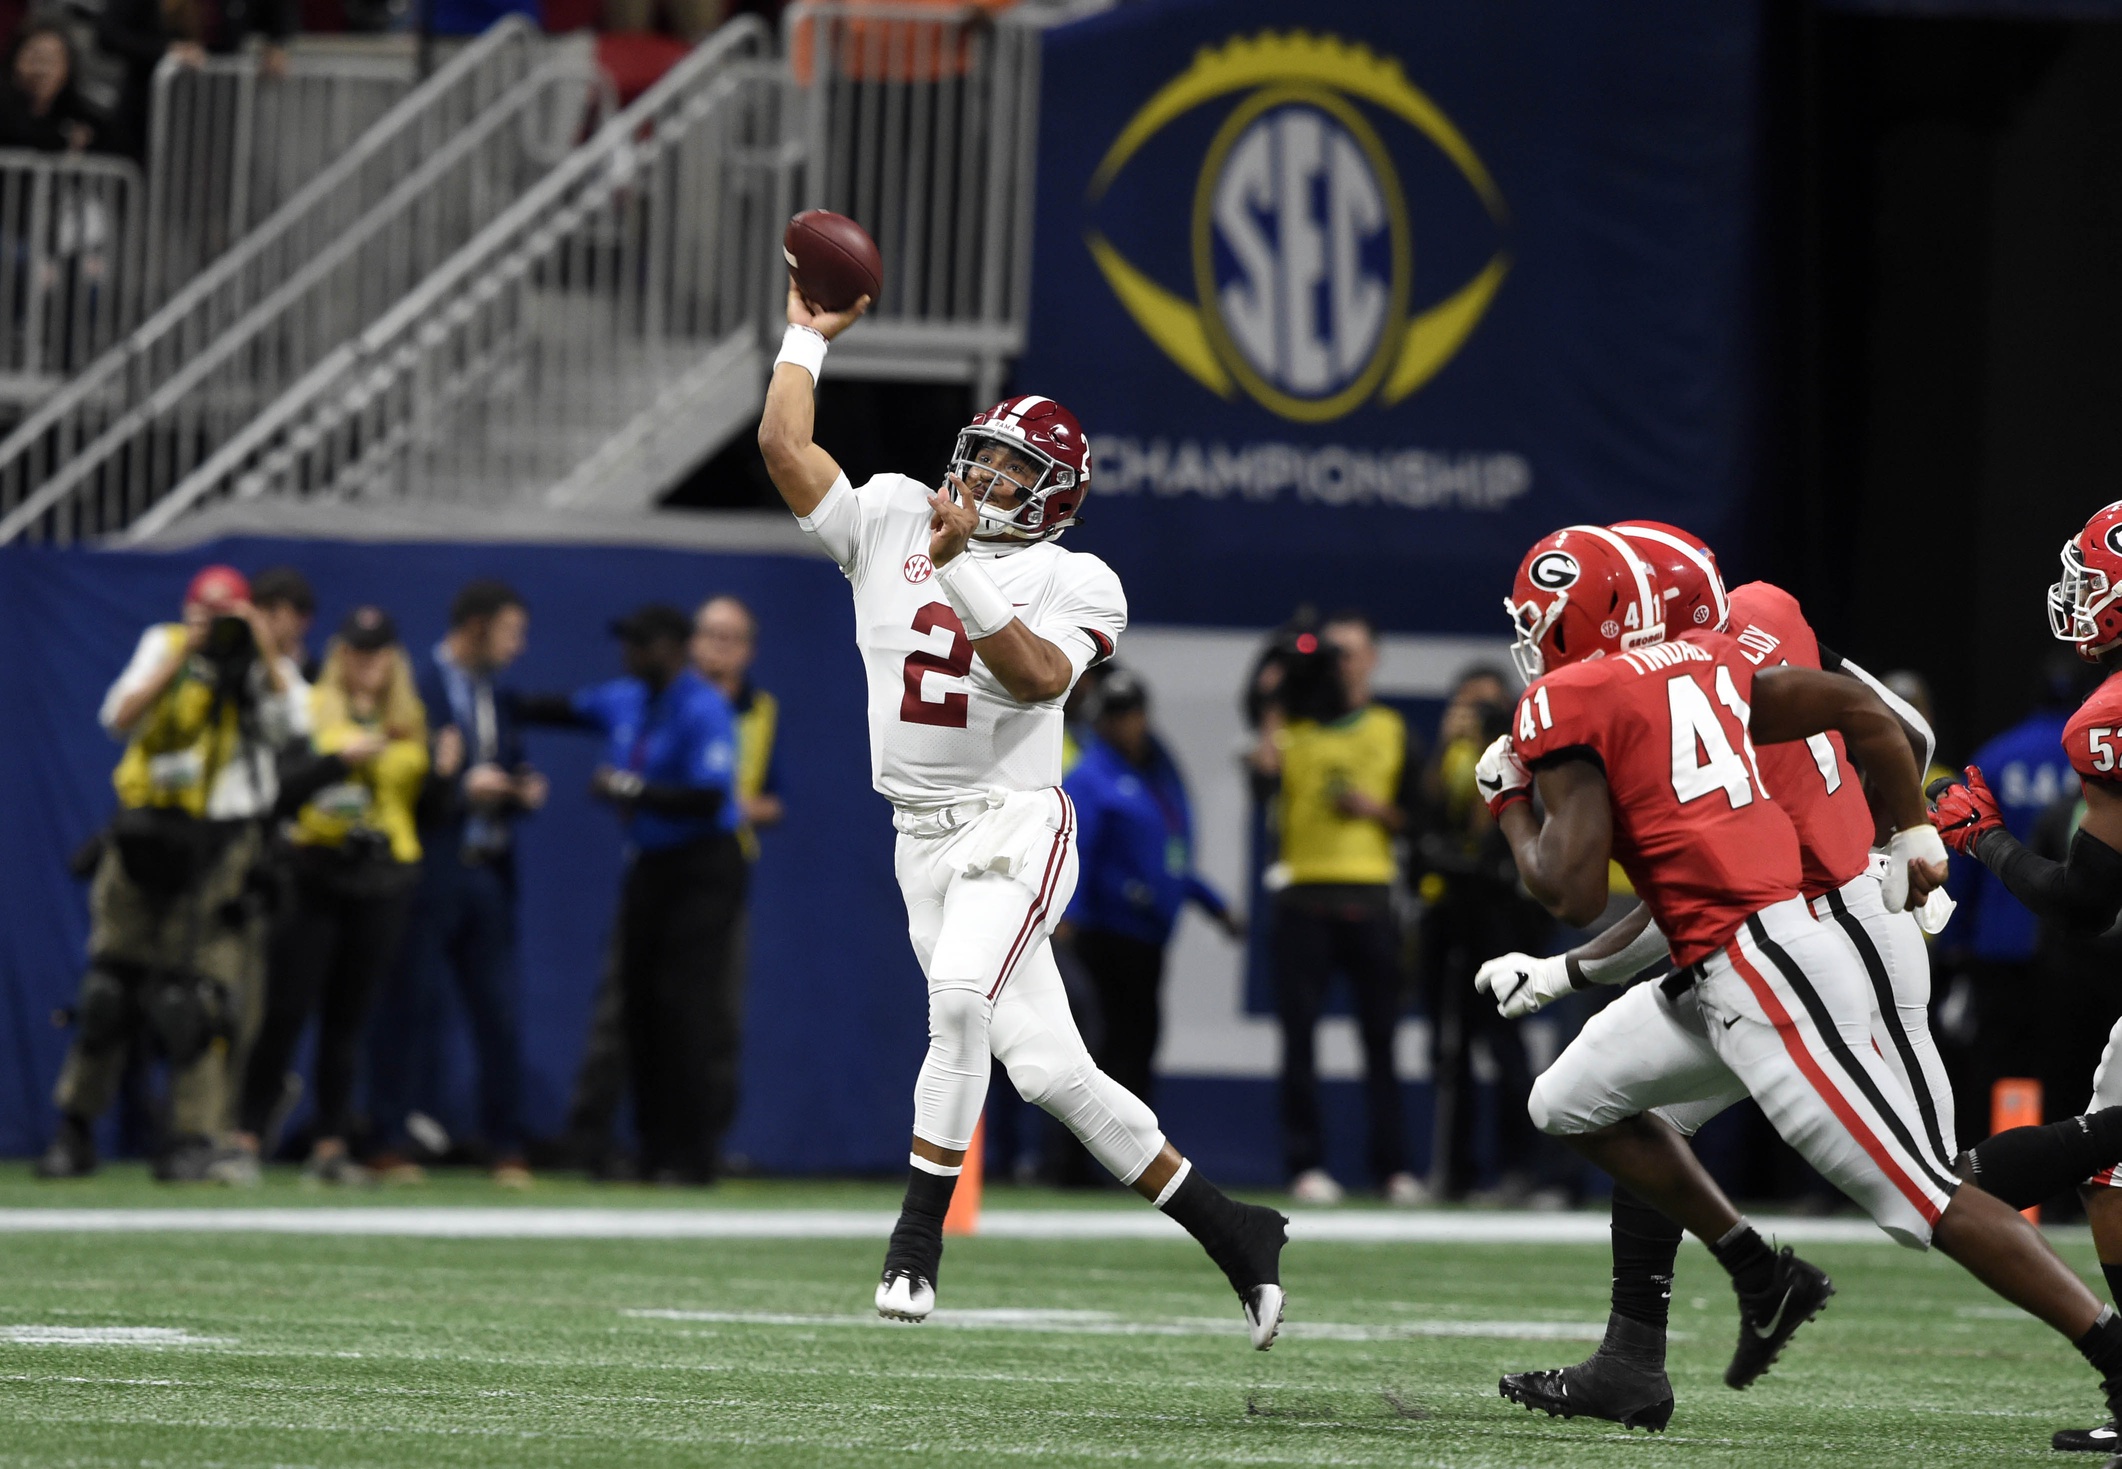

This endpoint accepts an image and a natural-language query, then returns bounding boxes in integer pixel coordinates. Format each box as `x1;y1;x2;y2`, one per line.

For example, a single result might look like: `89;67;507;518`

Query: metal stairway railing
0;24;609;545
118;18;790;538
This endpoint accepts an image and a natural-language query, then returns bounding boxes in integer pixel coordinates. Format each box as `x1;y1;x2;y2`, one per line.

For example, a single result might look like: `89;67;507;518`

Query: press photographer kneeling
38;566;309;1181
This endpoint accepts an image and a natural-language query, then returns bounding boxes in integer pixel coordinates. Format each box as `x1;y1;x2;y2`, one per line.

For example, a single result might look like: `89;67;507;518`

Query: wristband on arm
934;554;1016;640
774;323;828;384
1971;824;2122;935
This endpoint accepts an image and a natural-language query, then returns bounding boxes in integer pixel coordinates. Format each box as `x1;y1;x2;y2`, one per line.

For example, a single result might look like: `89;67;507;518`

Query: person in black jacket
0;24;99;151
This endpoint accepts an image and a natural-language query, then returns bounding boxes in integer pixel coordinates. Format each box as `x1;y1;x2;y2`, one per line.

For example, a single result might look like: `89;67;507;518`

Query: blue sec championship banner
1020;0;1764;633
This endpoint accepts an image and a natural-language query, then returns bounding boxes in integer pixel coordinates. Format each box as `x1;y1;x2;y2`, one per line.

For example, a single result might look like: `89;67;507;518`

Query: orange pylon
943;1115;985;1236
1992;1078;2044;1223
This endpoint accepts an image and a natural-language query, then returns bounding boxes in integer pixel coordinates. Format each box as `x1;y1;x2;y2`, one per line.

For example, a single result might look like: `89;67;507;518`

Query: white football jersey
798;472;1126;807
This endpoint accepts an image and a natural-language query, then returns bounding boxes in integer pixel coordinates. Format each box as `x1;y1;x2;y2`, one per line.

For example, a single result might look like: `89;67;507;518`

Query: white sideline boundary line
0;1206;1908;1244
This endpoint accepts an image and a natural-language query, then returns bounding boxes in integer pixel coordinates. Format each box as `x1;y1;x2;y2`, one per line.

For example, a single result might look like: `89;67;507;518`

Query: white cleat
1243;1283;1286;1351
875;1270;935;1323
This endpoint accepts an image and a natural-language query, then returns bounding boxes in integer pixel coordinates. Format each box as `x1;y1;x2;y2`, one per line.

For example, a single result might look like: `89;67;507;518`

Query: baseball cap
609;603;691;645
1094;665;1147;716
337;605;399;651
184;565;250;610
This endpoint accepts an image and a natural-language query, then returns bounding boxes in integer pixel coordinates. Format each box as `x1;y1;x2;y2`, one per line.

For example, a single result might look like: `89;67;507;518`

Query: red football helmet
1611;520;1729;634
949;394;1091;545
1504;525;1666;683
2049;501;2122;659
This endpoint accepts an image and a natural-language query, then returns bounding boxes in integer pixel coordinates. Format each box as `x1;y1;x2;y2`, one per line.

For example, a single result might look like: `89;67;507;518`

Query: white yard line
0;1206;1907;1244
625;1307;1612;1342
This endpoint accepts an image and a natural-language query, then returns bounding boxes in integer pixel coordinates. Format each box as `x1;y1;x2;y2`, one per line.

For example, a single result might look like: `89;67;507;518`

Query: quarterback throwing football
758;283;1286;1346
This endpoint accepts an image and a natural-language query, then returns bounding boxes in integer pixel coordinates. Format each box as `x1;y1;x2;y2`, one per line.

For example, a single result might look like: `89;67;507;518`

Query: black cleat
2054;1420;2120;1452
1499;1353;1675;1433
34;1115;96;1179
1220;1201;1289;1350
1725;1246;1834;1389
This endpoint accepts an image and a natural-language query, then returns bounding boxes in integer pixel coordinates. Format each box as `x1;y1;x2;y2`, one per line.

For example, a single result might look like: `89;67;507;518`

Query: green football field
0;1167;2111;1467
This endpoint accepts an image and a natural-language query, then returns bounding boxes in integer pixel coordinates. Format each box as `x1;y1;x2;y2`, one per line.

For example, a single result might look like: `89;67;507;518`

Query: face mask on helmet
948;430;1078;543
2050;539;2114;652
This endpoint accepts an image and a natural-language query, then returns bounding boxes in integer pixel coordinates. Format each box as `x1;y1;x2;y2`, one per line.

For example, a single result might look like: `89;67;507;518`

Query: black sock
1159;1166;1271;1290
884;1165;957;1280
1609;1187;1683;1333
1707;1221;1777;1299
2103;1263;2122;1312
1961;1108;2122;1210
2076;1305;2122;1384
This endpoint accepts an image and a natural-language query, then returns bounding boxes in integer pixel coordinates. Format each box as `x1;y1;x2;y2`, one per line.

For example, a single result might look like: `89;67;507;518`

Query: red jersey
2063;671;2122;785
1512;630;1803;966
1724;581;1875;897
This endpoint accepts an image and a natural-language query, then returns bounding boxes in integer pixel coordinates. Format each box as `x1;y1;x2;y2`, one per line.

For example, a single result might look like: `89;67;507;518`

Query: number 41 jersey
1512;631;1805;967
798;471;1126;806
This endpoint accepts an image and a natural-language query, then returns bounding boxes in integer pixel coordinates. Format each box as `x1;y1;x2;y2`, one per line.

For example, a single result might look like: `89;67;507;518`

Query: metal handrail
125;18;784;538
0;20;541;534
0;152;145;403
0;38;611;545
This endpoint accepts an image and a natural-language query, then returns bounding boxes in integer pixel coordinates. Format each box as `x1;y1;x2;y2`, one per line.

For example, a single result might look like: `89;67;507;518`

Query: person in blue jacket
1062;667;1241;1113
520;603;744;1184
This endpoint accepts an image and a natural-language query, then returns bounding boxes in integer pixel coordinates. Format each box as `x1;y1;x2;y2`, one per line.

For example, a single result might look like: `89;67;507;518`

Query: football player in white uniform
758;283;1287;1349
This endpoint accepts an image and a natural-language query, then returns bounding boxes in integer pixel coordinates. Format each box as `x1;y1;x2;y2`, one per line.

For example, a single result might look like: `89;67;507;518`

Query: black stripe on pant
1745;916;1961;1199
1821;889;1952;1174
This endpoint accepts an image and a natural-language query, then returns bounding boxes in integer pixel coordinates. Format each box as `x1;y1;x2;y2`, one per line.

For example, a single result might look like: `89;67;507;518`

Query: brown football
783;210;882;313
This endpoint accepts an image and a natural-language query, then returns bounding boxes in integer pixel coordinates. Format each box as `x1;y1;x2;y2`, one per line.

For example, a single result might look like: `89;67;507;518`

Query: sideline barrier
0;152;144;410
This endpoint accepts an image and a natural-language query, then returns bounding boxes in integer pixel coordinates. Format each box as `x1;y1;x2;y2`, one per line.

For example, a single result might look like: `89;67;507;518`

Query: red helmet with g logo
950;394;1090;546
2049;502;2122;659
1611;520;1729;634
1505;525;1666;683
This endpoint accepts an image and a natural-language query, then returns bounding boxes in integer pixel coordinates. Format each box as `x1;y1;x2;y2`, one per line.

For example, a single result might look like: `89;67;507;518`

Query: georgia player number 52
902;603;973;728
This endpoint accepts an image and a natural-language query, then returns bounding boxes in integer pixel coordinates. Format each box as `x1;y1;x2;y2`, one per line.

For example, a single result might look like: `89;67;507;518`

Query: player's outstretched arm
1495;758;1613;928
757;280;870;518
1935;769;2122;934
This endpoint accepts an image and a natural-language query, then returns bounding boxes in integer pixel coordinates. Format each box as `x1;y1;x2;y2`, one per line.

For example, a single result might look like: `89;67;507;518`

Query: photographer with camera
38;565;308;1181
1253;610;1424;1207
237;608;429;1185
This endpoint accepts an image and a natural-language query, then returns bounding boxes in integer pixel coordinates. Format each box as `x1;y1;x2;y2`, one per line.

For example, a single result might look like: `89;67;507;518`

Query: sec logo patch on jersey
904;554;935;584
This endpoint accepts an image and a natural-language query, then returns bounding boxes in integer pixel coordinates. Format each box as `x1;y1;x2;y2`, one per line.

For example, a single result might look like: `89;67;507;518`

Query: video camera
199;613;259;699
1260;618;1353;726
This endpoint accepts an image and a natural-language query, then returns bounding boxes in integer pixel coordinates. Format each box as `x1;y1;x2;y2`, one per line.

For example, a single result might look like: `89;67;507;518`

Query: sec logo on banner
1084;32;1510;425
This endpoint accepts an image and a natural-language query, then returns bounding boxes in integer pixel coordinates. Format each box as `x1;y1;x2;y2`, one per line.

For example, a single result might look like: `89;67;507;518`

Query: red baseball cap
184;565;250;610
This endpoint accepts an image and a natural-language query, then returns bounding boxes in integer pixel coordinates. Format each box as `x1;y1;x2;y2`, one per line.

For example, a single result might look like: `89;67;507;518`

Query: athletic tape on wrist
775;323;828;384
936;554;1016;640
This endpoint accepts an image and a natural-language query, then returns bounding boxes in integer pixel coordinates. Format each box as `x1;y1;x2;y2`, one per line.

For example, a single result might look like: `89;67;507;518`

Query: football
783;210;882;313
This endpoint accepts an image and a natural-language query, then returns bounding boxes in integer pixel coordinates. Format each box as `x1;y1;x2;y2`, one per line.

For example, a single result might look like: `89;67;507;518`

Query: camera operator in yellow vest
37;565;310;1183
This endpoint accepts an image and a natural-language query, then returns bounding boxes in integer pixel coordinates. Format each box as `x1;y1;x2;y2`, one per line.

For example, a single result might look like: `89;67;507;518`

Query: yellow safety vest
1276;704;1407;887
111;626;243;817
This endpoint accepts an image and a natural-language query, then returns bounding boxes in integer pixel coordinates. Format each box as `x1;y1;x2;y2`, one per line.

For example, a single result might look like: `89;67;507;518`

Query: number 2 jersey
1724;581;1876;898
1512;630;1803;966
798;472;1126;807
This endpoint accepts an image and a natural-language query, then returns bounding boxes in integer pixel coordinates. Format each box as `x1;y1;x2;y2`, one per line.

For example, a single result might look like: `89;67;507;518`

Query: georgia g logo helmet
1505;525;1666;683
2049;501;2122;659
1611;521;1729;634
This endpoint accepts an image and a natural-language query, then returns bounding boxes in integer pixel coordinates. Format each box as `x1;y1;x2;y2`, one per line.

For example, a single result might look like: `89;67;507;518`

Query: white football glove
1474;951;1572;1019
1474;734;1532;818
1883;823;1949;913
1915;885;1957;936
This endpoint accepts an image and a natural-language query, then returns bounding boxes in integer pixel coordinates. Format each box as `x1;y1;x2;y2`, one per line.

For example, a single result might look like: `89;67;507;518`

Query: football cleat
1243;1284;1285;1352
874;1269;935;1323
1725;1246;1834;1389
2054;1419;2120;1452
1499;1353;1676;1433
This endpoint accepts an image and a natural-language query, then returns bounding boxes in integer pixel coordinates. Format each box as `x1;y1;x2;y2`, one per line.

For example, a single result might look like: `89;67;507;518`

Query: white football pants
1653;868;1957;1169
1530;892;1960;1248
894;787;1165;1184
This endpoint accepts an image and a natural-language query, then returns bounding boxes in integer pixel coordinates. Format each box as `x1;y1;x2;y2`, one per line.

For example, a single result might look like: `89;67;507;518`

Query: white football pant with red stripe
1651;868;1957;1174
894;787;1165;1182
2081;1021;2122;1188
1530;895;1960;1247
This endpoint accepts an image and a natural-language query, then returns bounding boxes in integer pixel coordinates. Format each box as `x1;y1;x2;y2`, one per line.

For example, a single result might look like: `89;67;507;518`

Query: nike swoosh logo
1752;1285;1796;1338
1723;1015;1741;1029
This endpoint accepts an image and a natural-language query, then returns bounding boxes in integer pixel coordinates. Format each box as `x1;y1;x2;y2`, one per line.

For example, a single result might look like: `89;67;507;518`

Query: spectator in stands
238;608;427;1184
1264;611;1423;1207
36;566;307;1182
368;580;545;1186
89;0;206;161
526;605;744;1185
1061;666;1238;1110
561;593;783;1178
0;23;98;151
1411;664;1558;1204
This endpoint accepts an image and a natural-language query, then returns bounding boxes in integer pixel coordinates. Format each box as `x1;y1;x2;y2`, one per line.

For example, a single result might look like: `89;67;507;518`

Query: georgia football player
1475;522;1955;1430
1478;525;2122;1430
1932;502;2122;1454
756;283;1286;1347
